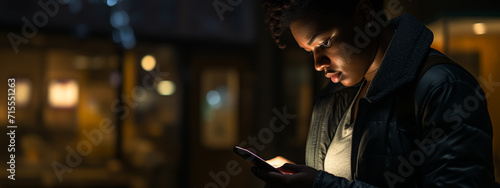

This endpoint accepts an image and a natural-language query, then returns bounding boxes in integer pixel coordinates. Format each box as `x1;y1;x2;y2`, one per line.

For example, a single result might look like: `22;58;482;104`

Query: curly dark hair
263;0;385;49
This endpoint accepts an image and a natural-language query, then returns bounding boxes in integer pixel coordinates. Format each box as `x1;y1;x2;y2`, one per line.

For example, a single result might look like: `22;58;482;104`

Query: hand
252;163;318;188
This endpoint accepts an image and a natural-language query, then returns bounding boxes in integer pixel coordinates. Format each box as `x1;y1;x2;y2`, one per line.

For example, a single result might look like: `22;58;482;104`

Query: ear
356;0;375;23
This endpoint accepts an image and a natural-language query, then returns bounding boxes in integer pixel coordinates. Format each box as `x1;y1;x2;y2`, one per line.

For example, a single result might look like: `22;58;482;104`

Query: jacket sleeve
415;65;495;187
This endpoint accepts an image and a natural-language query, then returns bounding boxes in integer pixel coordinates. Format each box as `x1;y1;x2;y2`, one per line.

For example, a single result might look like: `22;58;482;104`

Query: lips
326;71;342;83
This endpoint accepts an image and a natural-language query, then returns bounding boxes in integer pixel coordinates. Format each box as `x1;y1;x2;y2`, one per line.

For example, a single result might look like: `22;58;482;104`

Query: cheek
327;39;361;66
325;45;350;65
327;46;361;69
335;57;370;84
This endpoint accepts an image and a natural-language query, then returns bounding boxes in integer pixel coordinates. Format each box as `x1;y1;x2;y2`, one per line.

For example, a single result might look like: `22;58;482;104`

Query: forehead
290;20;317;41
290;19;333;47
289;14;354;46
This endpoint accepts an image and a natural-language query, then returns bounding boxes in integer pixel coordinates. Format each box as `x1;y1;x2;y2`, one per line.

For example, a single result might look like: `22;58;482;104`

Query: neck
363;25;396;84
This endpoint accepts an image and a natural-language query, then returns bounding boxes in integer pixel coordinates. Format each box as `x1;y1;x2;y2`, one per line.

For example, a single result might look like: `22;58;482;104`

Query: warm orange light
16;79;31;107
48;80;79;108
157;80;175;96
141;55;156;71
266;156;295;168
473;23;487;35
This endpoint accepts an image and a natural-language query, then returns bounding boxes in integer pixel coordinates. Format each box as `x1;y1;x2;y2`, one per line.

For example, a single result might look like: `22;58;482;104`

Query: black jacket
305;15;495;187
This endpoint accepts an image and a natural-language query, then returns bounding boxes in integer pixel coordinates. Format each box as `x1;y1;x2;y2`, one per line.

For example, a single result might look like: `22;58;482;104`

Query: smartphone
233;146;282;173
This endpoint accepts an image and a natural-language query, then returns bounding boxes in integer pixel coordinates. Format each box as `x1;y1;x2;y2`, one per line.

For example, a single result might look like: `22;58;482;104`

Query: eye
319;38;332;48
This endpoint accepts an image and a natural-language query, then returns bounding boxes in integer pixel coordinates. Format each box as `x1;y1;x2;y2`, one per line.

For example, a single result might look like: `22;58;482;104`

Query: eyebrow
307;33;321;45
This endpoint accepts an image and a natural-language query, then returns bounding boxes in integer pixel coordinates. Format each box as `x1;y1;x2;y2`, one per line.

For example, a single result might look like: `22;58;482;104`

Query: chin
340;77;363;87
340;81;355;87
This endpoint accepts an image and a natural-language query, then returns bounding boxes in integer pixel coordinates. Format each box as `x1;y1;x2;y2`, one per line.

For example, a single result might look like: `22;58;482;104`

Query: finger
278;163;301;173
277;167;295;174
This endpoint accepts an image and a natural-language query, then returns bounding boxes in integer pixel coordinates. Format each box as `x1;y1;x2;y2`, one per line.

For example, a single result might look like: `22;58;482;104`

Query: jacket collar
365;14;434;103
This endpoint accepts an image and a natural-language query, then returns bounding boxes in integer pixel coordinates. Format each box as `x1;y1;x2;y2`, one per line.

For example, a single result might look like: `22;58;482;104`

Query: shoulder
414;62;492;134
415;63;481;101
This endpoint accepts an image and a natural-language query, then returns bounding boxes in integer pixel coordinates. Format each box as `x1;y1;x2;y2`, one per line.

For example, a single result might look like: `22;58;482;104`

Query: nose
313;50;330;72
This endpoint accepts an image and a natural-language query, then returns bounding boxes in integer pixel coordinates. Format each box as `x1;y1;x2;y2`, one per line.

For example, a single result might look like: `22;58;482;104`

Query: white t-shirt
323;83;363;181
